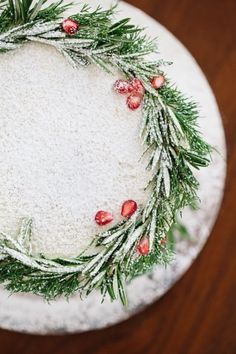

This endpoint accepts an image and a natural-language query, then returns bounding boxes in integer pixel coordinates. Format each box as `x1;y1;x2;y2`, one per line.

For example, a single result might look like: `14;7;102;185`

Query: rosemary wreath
0;0;211;305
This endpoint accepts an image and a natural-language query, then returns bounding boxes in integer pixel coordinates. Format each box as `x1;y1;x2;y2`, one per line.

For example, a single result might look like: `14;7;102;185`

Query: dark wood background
0;0;235;353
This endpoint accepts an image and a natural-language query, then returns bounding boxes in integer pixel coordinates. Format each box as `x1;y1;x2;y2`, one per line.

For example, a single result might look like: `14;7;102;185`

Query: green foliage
0;259;80;299
0;0;69;32
72;5;154;50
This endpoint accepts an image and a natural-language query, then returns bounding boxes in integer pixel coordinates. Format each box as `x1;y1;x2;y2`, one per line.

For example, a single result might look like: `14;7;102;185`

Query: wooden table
0;1;235;353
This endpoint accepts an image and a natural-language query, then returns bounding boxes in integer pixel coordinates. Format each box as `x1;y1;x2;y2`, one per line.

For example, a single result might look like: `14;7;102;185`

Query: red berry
114;80;133;94
137;237;150;255
95;211;113;226
121;200;138;218
131;78;145;96
151;75;165;89
127;94;142;110
62;18;79;35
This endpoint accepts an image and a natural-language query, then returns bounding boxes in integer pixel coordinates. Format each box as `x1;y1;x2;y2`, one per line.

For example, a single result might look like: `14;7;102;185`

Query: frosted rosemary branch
0;1;211;305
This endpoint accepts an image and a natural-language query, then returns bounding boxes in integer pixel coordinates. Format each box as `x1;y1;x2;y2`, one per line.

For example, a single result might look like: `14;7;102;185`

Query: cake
0;0;211;304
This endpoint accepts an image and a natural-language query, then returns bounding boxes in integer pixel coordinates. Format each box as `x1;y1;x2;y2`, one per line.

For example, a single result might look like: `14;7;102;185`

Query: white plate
0;1;226;334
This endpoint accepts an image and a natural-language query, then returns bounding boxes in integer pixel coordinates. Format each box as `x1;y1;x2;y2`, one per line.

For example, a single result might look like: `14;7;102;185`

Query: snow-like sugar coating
0;43;150;257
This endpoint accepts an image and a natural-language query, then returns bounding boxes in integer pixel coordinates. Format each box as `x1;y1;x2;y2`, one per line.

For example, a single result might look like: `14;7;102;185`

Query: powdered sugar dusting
0;42;151;257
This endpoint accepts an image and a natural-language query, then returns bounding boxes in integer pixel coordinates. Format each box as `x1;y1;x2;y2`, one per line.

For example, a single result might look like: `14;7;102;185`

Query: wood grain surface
0;0;235;353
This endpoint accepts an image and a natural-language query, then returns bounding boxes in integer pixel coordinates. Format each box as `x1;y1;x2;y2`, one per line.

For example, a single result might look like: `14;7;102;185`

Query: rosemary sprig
0;0;69;32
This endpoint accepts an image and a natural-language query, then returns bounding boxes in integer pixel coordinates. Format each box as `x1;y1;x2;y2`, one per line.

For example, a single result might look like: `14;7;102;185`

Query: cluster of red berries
113;78;145;110
114;75;165;110
95;200;150;255
95;200;138;226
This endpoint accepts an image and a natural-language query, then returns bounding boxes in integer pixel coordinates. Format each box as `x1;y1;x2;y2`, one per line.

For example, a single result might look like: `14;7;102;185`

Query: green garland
0;0;211;305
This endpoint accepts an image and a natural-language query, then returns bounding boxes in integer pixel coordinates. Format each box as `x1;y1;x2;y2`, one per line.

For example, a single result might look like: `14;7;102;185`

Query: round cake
0;0;214;306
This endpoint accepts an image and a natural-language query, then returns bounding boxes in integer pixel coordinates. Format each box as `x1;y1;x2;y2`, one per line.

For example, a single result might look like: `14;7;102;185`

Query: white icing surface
0;4;149;257
0;1;226;334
